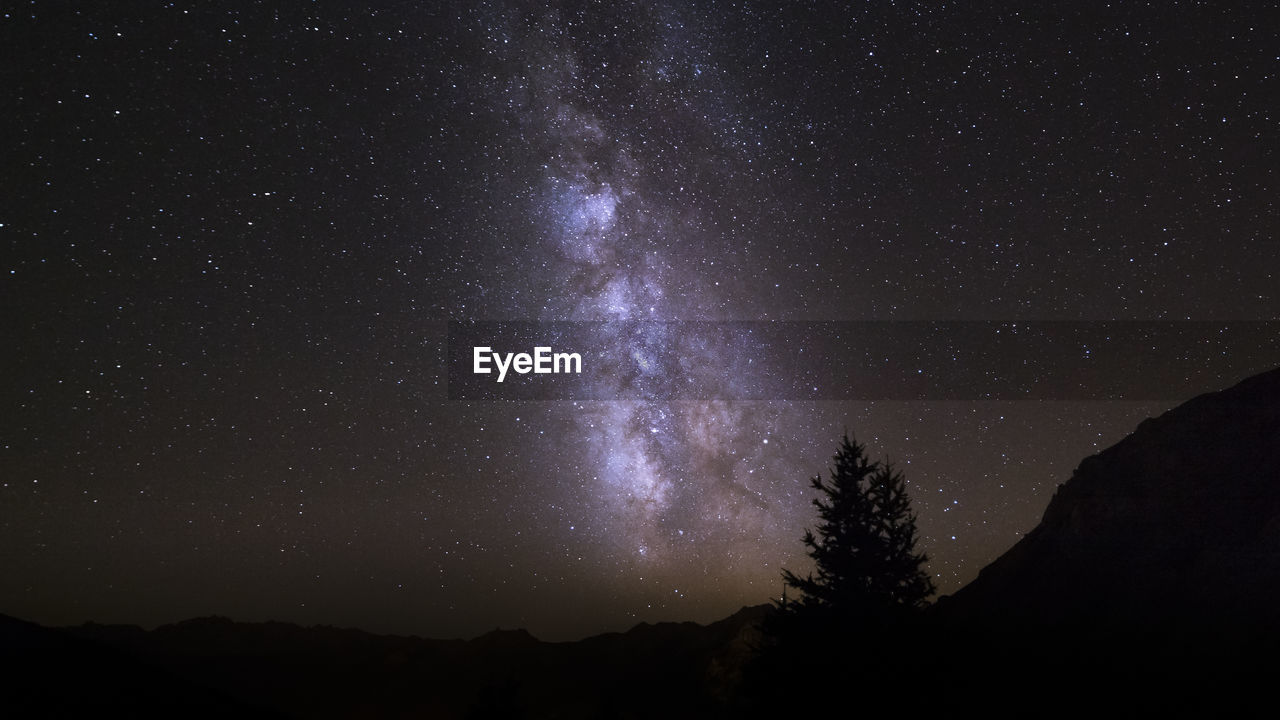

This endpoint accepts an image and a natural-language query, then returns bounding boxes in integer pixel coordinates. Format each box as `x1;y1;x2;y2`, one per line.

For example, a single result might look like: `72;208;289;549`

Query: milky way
3;1;1277;640
460;14;805;570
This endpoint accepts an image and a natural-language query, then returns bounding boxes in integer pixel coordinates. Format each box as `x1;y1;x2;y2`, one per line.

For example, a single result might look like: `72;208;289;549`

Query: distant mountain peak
471;627;540;646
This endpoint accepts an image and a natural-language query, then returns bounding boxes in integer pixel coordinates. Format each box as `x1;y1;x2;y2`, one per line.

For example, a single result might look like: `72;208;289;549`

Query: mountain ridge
941;366;1280;628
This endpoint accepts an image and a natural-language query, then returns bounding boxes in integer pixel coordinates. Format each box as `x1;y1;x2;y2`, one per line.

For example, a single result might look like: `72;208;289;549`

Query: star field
2;1;1276;640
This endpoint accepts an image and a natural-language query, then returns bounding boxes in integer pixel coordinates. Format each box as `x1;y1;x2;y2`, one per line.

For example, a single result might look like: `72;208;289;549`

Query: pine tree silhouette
742;433;935;714
780;431;934;620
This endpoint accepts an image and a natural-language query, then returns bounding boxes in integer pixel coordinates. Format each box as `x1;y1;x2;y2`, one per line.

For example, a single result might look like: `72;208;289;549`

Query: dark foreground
4;608;1280;718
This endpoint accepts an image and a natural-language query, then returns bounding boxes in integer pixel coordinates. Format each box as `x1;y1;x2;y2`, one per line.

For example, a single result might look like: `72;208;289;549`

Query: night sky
3;2;1277;641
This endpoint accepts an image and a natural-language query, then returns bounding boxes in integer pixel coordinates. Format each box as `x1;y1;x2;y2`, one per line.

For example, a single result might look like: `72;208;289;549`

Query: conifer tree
744;433;936;712
780;432;935;618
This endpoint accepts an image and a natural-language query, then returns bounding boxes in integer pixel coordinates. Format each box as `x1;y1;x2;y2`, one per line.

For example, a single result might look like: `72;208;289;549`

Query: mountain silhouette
0;612;282;717
3;605;768;719
924;367;1280;716
940;366;1280;629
